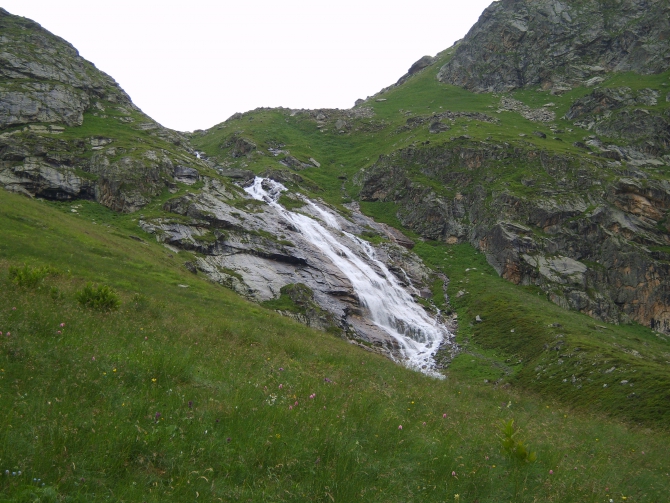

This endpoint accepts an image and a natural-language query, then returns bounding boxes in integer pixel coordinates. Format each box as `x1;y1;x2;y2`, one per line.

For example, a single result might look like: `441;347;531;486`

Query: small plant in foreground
76;283;120;311
8;264;58;288
500;419;537;463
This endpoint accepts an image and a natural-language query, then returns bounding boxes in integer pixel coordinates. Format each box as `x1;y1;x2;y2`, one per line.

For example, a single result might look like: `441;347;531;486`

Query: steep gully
244;178;451;377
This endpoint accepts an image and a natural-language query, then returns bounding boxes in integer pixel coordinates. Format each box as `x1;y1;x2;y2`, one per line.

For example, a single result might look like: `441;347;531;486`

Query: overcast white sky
3;1;493;132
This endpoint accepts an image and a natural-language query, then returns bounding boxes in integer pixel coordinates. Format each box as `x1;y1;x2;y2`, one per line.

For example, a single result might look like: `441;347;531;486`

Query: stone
230;137;256;158
429;121;451;134
174;165;199;185
475;315;483;323
533;131;547;138
585;76;605;87
309;158;321;168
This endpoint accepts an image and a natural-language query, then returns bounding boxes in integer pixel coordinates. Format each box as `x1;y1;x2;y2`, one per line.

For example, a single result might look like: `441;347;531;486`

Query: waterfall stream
245;177;451;377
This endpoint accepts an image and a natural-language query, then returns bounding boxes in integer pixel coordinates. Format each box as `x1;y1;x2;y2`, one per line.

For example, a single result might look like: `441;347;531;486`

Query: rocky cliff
438;0;670;93
358;139;670;332
0;8;207;211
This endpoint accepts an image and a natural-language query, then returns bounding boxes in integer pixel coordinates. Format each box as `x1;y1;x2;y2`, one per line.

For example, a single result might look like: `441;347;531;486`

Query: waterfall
245;177;451;377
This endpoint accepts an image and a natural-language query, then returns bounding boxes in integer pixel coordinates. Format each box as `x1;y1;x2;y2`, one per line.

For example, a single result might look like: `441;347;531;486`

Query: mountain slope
0;8;211;212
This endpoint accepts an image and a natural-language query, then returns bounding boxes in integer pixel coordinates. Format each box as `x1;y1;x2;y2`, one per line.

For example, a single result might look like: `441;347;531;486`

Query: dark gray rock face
566;88;670;155
359;142;670;334
0;8;206;211
438;0;670;92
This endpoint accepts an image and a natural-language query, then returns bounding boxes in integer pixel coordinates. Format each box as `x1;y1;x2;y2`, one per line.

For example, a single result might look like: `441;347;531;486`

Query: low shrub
75;283;121;311
8;264;58;288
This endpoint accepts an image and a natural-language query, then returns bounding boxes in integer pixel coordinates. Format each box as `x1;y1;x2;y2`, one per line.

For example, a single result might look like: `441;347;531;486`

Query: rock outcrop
0;8;206;211
140;177;446;350
359;142;670;333
438;0;670;93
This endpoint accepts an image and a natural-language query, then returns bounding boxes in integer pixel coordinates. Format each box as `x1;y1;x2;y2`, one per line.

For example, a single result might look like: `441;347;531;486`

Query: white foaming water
245;177;450;377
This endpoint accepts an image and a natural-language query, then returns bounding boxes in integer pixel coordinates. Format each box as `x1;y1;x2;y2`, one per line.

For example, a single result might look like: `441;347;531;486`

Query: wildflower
57;331;61;335
549;470;554;475
113;368;117;372
0;332;2;336
310;394;315;399
454;495;460;502
485;456;489;460
155;412;161;421
6;332;10;336
422;422;426;426
398;425;403;430
279;384;283;389
12;307;16;311
295;401;298;406
60;323;65;328
91;356;95;361
443;413;447;418
452;471;456;477
151;378;156;382
144;336;148;340
289;405;293;410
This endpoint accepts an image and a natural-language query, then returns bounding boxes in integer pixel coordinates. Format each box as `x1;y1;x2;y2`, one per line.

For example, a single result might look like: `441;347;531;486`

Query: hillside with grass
1;2;670;501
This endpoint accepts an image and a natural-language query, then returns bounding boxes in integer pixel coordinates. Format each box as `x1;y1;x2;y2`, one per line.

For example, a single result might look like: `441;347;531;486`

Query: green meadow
1;185;669;502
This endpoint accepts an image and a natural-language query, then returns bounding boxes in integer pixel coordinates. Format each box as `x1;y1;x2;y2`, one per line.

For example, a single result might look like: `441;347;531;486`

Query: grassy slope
1;190;669;502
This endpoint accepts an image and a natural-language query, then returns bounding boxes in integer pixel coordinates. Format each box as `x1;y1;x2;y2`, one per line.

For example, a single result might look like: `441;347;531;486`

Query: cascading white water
245;177;450;377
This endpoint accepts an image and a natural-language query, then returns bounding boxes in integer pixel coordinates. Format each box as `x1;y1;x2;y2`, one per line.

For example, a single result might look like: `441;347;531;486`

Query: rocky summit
438;0;670;93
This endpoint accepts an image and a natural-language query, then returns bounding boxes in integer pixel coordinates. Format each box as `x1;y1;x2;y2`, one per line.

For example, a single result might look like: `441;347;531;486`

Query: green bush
8;264;58;288
75;283;121;311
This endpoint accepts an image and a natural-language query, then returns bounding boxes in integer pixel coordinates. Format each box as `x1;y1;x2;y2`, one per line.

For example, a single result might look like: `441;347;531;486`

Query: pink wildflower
12;307;16;311
443;413;447;418
295;401;298;406
398;425;403;430
549;470;554;475
289;406;293;410
59;323;65;328
6;332;10;336
422;421;426;426
278;384;283;389
452;471;456;477
57;331;61;334
92;356;95;361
